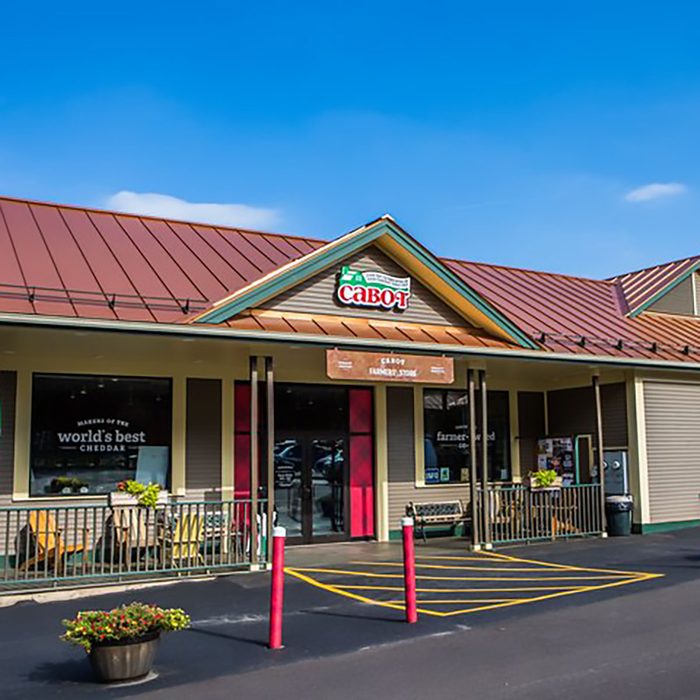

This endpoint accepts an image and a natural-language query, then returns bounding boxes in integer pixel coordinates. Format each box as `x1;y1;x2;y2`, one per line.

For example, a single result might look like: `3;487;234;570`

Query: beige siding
695;273;700;314
518;392;545;474
547;383;628;447
263;245;469;327
644;381;700;523
185;378;222;500
648;275;694;315
386;387;469;531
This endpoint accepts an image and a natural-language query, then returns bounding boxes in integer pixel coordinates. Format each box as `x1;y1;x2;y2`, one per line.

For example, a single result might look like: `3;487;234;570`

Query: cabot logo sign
336;266;411;310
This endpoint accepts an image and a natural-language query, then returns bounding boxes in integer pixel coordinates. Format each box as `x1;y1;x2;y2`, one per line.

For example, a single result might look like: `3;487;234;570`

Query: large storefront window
423;388;510;485
30;374;172;496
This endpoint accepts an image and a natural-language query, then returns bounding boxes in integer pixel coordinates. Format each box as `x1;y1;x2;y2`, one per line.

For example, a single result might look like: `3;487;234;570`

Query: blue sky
1;1;699;278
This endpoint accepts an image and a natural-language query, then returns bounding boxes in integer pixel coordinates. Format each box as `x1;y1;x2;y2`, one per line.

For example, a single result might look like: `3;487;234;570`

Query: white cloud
105;191;280;229
624;182;688;203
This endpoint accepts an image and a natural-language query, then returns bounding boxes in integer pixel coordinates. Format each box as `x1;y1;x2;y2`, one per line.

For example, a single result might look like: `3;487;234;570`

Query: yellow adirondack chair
19;510;89;574
164;514;204;567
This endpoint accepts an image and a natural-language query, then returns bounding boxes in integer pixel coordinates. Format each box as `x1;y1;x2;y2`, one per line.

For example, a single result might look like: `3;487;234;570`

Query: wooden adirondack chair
18;510;90;574
163;514;204;567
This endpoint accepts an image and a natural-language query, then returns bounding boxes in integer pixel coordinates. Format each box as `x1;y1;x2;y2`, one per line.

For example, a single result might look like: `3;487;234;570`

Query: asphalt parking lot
1;529;698;699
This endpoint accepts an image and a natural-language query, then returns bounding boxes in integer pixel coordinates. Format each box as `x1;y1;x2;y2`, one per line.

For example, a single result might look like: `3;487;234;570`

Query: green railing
477;483;603;545
0;499;267;593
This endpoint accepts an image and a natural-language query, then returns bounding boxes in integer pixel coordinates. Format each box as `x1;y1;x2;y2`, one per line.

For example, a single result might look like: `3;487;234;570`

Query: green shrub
116;480;162;508
529;469;559;488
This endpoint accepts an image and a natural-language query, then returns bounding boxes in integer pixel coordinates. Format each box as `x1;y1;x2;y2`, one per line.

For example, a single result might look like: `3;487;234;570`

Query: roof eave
3;312;700;372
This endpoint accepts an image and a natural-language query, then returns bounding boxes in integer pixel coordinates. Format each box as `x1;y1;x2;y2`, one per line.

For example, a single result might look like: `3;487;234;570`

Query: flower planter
89;631;160;683
524;475;563;490
109;491;169;507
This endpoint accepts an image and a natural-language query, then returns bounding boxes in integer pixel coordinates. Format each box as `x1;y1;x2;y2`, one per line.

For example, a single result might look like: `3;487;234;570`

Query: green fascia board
390;230;538;349
195;220;537;349
195;223;390;324
629;262;700;317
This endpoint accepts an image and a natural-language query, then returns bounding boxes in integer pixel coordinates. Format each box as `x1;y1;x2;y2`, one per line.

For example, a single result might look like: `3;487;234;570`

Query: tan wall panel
0;371;16;505
648;275;694;315
517;391;545;475
547;383;628;447
186;378;223;500
262;245;469;327
386;386;469;531
644;381;700;523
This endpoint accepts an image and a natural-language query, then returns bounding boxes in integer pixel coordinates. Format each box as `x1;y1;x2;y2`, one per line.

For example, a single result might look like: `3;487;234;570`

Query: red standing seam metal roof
1;194;700;364
607;255;700;315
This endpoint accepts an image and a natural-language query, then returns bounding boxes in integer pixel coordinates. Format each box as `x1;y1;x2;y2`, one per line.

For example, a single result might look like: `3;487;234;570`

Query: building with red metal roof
0;193;699;594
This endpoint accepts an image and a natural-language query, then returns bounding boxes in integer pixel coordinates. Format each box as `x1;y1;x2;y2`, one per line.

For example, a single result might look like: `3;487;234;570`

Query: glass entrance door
274;435;346;543
310;438;345;538
273;438;303;540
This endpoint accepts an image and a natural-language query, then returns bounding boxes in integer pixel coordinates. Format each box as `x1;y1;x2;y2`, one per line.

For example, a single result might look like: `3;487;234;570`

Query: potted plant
61;602;190;683
50;476;89;495
526;469;563;490
109;480;168;508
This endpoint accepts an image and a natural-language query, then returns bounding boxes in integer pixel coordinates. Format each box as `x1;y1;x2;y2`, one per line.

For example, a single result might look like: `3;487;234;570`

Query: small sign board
336;266;411;311
425;467;440;484
275;464;296;489
326;349;454;384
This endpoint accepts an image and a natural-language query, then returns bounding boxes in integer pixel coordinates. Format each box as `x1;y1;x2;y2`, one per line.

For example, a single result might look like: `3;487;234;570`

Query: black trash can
605;495;633;536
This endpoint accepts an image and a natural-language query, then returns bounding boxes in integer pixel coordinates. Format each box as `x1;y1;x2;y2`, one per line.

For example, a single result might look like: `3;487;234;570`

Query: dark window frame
422;387;511;486
29;372;173;497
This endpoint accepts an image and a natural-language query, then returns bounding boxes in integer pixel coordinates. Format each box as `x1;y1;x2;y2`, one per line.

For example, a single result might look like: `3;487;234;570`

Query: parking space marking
290;566;636;581
351;561;584;572
286;550;663;617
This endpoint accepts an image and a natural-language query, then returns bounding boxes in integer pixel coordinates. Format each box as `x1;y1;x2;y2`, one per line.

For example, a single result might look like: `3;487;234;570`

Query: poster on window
29;374;172;496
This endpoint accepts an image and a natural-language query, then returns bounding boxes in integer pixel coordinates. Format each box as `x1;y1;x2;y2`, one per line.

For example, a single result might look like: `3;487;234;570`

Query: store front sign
336;266;411;310
326;349;454;384
57;418;147;453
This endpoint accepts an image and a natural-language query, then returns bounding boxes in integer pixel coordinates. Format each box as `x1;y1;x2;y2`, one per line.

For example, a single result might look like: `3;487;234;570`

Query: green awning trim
194;219;538;349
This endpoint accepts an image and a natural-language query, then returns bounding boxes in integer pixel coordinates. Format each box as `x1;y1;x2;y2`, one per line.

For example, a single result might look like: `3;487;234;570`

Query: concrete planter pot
89;631;160;683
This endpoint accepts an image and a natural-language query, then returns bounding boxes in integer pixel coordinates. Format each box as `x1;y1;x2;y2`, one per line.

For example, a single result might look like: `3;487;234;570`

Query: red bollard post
268;525;286;649
402;516;418;624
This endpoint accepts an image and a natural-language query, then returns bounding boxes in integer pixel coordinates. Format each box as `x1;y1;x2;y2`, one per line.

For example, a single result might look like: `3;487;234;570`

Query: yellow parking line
351;560;632;574
437;573;663;617
415;556;491;562
286;551;664;618
330;584;593;592
285;568;438;616
289;567;636;582
482;550;657;577
386;599;520;604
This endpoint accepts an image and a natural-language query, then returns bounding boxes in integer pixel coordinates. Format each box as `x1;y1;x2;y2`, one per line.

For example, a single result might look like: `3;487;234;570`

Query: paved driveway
0;530;695;699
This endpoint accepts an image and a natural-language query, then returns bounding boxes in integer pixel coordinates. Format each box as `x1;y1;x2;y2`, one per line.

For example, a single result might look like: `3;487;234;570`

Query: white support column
626;374;651;526
374;385;389;542
171;375;187;497
221;379;234;501
508;388;520;480
12;368;31;500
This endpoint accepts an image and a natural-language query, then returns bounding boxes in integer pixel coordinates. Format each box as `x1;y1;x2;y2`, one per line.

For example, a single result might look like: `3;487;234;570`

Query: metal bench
406;500;466;543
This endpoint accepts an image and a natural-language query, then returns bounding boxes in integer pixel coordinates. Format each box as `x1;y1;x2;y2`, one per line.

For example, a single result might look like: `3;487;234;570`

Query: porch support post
479;369;491;548
250;356;259;566
468;368;480;549
265;356;275;564
592;373;608;535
